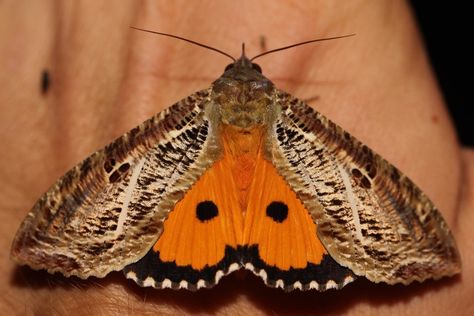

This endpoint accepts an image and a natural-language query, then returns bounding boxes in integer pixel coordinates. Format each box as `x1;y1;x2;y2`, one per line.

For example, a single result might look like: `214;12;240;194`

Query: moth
11;29;461;291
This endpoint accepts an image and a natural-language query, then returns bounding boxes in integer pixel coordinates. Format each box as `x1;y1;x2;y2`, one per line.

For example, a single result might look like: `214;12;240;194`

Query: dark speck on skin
41;70;50;95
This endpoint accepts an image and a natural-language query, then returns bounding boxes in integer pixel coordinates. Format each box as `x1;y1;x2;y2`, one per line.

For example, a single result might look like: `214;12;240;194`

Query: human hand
0;1;472;314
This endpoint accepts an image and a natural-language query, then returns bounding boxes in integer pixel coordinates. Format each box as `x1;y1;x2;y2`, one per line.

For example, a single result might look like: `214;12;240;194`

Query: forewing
11;89;222;279
270;90;461;284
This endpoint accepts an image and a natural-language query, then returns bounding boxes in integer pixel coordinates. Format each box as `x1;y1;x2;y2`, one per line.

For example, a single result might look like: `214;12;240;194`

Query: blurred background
411;2;473;146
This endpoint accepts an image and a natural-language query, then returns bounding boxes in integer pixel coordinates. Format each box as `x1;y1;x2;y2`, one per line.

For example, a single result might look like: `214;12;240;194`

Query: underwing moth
11;30;461;291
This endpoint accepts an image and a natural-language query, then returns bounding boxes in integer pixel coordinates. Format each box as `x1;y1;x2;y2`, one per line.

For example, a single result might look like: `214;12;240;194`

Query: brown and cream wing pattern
270;90;461;285
11;88;221;279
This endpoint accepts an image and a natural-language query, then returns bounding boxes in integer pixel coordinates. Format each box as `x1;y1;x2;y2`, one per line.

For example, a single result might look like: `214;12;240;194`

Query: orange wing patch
125;125;354;290
242;151;326;270
154;152;243;270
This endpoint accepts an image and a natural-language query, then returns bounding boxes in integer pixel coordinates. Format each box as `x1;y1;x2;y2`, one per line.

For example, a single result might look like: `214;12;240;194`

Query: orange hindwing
125;125;354;290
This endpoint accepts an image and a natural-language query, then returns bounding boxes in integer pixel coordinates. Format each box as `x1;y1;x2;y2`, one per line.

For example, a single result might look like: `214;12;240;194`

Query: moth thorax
213;81;274;129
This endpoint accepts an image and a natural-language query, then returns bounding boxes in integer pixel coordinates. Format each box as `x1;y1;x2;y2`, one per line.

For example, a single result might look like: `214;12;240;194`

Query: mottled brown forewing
270;91;461;284
11;89;223;278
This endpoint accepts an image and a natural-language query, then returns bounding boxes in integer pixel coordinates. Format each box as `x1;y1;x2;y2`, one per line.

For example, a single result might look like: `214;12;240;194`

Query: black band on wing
123;246;241;290
240;245;356;291
124;244;355;291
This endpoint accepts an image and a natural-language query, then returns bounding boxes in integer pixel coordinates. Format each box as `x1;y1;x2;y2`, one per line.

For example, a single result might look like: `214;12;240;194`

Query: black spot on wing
266;201;288;223
196;201;219;222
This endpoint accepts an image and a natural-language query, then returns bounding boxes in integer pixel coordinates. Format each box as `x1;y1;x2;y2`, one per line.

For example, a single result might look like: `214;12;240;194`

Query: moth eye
266;201;288;223
251;63;262;73
196;201;219;222
224;63;234;72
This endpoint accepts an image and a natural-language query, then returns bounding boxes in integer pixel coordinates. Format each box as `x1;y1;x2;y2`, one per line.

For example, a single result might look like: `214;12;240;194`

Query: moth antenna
250;33;356;62
131;27;236;62
242;43;246;57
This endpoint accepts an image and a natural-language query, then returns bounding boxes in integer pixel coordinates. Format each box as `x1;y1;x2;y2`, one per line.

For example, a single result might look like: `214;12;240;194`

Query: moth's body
11;49;461;291
213;56;275;211
220;124;264;212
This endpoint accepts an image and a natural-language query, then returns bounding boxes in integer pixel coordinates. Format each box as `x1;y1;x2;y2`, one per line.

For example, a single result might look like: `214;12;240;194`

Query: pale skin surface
0;1;473;315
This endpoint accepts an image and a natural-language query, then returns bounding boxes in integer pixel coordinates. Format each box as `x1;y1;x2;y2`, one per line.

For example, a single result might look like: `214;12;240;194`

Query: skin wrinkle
0;1;472;315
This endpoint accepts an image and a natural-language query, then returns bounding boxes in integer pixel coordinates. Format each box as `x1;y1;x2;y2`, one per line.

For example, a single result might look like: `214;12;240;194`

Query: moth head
213;55;275;129
224;61;262;74
218;48;270;81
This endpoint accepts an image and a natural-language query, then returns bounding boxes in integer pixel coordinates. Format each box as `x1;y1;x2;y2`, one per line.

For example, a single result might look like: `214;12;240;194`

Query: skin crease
0;0;473;314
